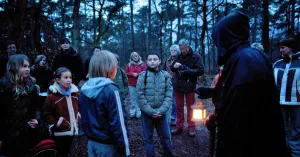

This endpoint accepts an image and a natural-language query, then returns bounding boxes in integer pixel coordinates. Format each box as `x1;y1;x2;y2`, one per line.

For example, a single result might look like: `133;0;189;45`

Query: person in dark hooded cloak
195;11;288;157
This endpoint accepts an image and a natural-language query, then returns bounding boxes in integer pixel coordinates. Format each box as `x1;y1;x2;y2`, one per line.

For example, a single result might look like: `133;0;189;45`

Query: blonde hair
6;54;34;96
89;50;118;79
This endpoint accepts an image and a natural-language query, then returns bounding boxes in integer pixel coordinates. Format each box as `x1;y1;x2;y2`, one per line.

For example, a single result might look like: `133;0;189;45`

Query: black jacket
0;75;39;156
170;47;204;92
199;11;288;157
30;66;53;93
52;47;84;85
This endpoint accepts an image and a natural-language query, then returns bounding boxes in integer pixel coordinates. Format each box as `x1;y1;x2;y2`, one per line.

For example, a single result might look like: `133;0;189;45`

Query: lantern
192;101;207;122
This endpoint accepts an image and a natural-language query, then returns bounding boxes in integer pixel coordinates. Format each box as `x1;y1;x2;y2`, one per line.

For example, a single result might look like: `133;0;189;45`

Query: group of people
0;11;299;157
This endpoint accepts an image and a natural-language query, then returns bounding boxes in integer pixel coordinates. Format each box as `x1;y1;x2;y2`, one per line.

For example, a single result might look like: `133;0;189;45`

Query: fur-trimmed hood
49;81;79;95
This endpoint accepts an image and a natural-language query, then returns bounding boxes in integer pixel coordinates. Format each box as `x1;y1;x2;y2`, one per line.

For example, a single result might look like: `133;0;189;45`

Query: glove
194;87;215;99
204;114;217;132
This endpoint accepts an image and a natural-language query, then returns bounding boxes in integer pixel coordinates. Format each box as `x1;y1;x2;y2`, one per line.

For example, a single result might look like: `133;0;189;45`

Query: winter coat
112;67;129;95
125;60;146;86
42;82;80;136
0;75;39;156
210;11;288;157
30;66;53;93
170;47;204;92
136;69;172;116
52;47;84;85
162;55;176;84
0;57;8;78
273;52;300;105
79;77;130;157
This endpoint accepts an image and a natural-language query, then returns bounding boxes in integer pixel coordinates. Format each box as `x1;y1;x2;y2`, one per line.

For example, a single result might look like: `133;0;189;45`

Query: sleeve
178;56;204;77
125;64;134;78
136;73;157;116
107;90;130;157
170;56;179;72
121;69;129;95
74;55;84;84
42;95;57;125
157;73;173;115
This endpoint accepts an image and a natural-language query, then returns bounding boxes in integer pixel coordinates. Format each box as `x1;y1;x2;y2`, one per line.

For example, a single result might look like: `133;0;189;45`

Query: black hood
212;11;250;65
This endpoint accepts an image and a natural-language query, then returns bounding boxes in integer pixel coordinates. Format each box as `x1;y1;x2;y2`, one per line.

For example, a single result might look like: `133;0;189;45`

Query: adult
273;38;300;157
52;37;84;85
125;52;146;118
83;46;101;80
0;41;17;77
30;55;53;93
162;44;180;125
170;39;204;137
197;11;288;157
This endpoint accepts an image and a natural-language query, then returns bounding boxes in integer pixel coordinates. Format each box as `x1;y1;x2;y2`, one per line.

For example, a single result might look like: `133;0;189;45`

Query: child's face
39;57;47;67
18;60;30;78
279;45;292;56
147;55;161;69
57;71;72;90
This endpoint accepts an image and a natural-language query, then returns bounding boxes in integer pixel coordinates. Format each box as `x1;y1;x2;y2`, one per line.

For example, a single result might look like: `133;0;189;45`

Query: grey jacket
136;69;172;116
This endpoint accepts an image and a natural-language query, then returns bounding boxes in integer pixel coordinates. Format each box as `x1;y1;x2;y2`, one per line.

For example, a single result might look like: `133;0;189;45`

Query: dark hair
93;46;101;51
6;40;15;47
54;67;71;79
146;52;161;59
59;38;70;44
277;38;295;49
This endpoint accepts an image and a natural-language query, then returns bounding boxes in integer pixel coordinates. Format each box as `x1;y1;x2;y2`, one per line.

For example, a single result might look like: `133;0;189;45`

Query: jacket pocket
56;117;71;131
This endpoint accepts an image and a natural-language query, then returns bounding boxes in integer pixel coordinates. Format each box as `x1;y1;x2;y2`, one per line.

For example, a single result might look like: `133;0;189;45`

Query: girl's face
57;71;72;90
147;55;161;69
131;54;139;62
39;57;47;67
18;60;30;78
279;45;293;56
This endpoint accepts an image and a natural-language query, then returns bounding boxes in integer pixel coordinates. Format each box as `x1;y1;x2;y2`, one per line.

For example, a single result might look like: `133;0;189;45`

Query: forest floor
125;96;215;157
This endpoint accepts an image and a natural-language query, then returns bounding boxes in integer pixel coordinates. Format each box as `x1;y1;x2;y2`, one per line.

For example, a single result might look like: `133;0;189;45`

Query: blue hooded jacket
79;77;130;156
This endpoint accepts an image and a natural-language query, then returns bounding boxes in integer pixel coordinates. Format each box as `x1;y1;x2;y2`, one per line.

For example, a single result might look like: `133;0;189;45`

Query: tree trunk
262;0;269;53
290;0;295;37
33;0;43;52
177;0;181;41
93;0;96;45
195;4;198;50
72;0;81;52
130;0;135;50
13;0;28;53
200;0;207;66
170;20;173;46
60;0;66;36
148;0;151;53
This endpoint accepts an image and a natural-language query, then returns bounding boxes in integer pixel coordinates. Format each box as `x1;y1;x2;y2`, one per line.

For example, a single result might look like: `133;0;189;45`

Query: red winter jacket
125;61;146;86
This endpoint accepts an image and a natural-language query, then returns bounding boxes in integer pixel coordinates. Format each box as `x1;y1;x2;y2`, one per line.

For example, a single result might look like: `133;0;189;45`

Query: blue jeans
88;140;117;157
281;105;300;157
141;112;174;157
171;90;177;119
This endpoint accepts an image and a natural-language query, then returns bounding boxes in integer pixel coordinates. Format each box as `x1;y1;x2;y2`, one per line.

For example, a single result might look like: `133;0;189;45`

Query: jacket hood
81;77;113;99
212;11;250;66
49;81;79;94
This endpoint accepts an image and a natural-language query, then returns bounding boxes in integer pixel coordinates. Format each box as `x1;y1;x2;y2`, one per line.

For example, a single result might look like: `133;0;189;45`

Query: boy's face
7;44;16;57
147;55;161;69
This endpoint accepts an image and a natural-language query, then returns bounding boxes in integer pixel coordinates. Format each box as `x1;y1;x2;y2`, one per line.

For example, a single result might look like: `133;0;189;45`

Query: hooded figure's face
212;12;250;65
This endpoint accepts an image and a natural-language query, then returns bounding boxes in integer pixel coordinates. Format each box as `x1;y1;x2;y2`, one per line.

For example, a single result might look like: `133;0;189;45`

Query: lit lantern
192;101;207;122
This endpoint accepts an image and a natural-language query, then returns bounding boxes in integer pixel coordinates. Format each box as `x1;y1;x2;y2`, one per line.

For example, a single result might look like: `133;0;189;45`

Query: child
0;54;39;156
136;52;174;157
113;53;129;115
42;67;80;157
79;50;130;157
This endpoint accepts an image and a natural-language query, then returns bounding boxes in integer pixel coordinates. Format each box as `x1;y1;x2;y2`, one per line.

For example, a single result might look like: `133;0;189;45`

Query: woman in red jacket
125;52;146;118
